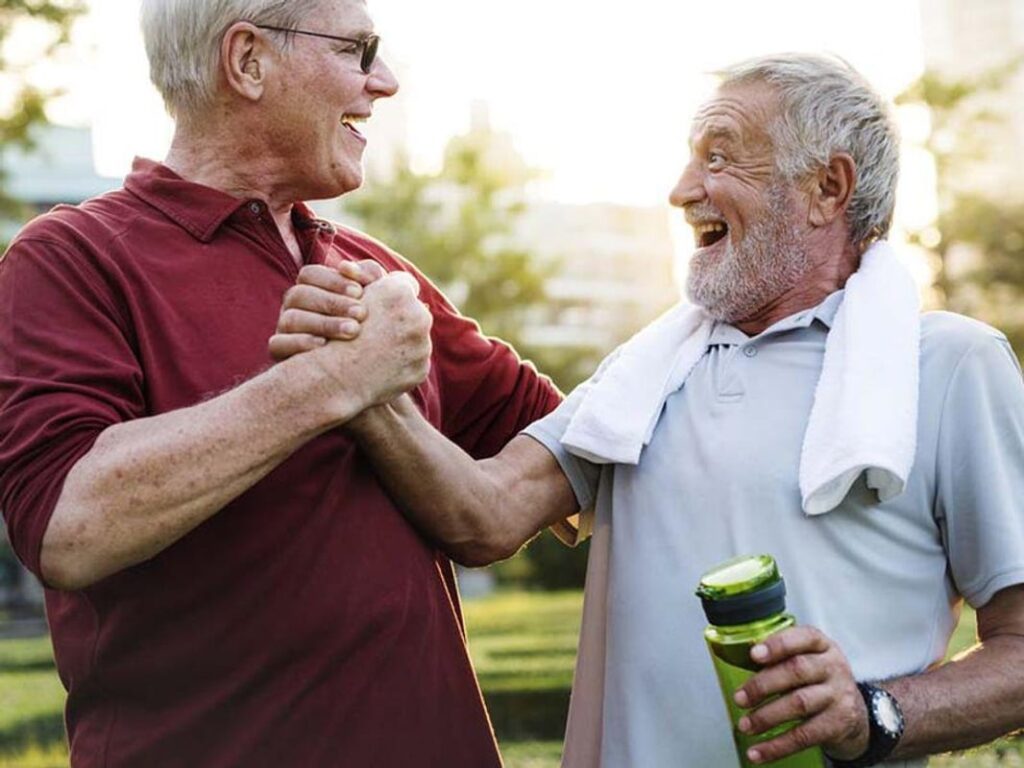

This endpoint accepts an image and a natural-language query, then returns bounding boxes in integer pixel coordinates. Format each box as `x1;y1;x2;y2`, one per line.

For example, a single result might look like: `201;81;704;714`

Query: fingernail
738;717;751;733
347;305;366;320
748;749;761;763
341;320;358;335
751;644;768;661
734;689;749;707
315;337;327;346
345;284;362;298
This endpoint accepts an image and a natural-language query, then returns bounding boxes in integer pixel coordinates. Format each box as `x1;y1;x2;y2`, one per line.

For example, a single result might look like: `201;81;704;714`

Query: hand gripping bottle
695;554;825;768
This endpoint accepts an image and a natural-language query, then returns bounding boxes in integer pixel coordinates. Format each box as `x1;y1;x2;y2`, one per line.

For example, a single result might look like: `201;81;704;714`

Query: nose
668;157;704;209
368;56;399;98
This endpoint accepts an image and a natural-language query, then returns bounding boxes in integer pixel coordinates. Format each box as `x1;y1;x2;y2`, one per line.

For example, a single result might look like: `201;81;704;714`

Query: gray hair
140;0;323;119
716;54;900;246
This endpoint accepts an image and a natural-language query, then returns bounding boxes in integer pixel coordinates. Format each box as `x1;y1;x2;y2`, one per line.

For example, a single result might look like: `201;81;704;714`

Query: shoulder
5;188;141;266
920;311;1012;372
922;310;1006;349
920;311;1020;407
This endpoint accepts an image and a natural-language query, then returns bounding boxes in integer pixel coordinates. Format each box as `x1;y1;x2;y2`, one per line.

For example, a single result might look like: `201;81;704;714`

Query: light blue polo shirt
525;292;1024;768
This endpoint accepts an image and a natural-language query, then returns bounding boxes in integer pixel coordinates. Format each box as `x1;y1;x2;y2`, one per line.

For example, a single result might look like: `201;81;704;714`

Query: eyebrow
688;125;740;151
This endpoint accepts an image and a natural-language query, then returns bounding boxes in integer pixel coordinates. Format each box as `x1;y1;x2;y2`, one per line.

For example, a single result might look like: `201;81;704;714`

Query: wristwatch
830;682;905;767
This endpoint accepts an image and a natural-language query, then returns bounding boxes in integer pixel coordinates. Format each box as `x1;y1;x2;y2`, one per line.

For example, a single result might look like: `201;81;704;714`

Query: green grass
1;593;1021;768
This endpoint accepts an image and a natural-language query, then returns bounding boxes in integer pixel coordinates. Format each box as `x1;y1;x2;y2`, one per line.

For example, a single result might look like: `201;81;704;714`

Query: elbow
40;540;103;592
40;505;108;592
41;560;96;592
446;526;524;568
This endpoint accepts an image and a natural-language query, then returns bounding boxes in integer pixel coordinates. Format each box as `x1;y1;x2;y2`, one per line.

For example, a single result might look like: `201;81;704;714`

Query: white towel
561;241;921;515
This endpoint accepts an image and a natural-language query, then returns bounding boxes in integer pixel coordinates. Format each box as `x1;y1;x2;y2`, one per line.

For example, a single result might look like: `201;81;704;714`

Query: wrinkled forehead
688;83;780;151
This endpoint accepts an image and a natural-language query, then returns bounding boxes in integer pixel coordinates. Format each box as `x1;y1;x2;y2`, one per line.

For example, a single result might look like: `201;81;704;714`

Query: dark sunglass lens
361;36;379;73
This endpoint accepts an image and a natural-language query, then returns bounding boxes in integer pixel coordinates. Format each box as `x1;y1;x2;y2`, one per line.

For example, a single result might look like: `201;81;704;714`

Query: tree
344;119;579;388
0;0;85;219
896;57;1024;350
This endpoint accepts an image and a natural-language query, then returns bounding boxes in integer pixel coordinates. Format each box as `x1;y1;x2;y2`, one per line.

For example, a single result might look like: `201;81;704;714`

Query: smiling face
669;82;814;323
260;0;398;200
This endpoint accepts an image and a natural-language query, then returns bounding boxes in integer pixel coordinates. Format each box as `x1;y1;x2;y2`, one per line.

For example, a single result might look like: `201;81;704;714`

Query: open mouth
341;114;368;139
693;221;729;249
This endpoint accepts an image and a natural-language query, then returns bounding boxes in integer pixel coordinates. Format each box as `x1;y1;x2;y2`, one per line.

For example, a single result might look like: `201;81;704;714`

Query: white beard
686;181;812;324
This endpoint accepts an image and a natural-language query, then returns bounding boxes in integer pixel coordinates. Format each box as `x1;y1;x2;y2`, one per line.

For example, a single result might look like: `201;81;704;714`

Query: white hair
716;54;901;246
140;0;324;120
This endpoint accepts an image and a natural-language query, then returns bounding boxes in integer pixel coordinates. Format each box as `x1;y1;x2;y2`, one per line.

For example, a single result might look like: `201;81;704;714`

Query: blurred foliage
344;124;592;394
493;531;589;591
345;125;594;587
897;56;1024;352
0;0;84;230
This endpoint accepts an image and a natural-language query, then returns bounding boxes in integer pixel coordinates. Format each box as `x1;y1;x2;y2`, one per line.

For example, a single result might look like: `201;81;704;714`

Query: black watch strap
830;682;904;768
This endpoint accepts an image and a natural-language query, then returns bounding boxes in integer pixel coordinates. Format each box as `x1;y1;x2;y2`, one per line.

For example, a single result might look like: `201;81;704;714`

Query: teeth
341;115;368;124
693;221;726;236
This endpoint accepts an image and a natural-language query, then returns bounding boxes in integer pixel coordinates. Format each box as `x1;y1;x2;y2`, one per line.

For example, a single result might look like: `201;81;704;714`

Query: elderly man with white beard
276;54;1024;766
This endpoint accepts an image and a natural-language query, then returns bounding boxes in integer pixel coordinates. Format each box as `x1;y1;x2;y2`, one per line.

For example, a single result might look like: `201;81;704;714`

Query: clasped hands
269;261;432;413
269;263;873;763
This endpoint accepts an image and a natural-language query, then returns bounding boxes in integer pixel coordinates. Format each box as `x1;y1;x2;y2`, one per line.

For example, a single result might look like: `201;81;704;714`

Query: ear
221;22;272;103
807;152;856;228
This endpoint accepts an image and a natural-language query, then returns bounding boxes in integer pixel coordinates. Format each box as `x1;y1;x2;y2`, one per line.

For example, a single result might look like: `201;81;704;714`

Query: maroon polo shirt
0;158;560;767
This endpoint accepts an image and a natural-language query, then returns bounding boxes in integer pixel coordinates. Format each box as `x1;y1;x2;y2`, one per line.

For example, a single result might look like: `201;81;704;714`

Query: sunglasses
254;25;380;74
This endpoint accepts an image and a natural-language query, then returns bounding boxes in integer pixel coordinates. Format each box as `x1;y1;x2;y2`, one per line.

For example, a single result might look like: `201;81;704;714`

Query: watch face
874;693;903;734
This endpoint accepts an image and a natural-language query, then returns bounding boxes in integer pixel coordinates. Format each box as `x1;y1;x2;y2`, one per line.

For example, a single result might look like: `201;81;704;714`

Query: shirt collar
123;157;327;243
706;289;846;347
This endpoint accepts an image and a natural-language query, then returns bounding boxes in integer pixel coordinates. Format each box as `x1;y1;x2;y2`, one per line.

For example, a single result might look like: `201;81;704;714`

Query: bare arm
733;584;1024;764
883;584;1024;758
42;273;431;590
347;395;579;566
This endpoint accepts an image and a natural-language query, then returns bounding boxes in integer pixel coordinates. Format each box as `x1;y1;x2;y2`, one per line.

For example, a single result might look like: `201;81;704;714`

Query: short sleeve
0;237;145;579
523;383;602;547
935;333;1024;608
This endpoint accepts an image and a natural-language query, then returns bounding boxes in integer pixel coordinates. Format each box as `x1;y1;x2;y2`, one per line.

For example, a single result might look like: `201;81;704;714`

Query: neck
733;235;860;337
163;113;303;262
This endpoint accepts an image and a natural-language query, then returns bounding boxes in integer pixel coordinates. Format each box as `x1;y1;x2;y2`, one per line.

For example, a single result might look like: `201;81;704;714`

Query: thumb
380;271;421;297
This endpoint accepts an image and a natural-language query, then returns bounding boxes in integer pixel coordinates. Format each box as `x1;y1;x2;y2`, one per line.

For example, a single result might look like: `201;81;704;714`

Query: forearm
43;358;351;589
348;398;573;566
884;633;1024;759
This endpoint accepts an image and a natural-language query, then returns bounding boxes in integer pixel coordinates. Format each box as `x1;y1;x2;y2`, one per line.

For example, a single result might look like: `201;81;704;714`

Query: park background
1;0;1024;765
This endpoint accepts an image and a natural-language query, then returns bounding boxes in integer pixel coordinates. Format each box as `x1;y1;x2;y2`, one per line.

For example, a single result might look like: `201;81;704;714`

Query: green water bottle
696;554;826;768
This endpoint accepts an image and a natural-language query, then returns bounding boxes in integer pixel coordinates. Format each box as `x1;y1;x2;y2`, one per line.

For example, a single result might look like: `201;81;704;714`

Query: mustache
684;203;726;227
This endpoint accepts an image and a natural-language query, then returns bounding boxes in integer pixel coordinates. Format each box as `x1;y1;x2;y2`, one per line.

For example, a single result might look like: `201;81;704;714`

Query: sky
8;0;939;288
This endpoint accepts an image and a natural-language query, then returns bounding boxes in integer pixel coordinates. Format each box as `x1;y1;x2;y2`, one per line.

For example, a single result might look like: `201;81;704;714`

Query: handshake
269;260;433;419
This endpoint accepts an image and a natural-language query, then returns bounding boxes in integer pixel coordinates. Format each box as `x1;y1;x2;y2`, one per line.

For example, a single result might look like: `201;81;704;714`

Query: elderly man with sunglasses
278;54;1024;767
0;1;561;766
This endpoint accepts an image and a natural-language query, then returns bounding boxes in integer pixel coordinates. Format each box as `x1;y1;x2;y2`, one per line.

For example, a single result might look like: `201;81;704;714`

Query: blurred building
918;0;1024;200
516;201;677;353
0;124;120;242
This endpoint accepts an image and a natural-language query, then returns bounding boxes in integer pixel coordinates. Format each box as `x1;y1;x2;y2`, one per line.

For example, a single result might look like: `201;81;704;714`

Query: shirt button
743;346;758;358
248;201;262;215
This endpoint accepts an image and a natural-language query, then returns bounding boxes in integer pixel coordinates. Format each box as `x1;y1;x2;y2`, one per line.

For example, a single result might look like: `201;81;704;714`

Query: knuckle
791;689;812;718
327;294;352;315
297;265;320;283
279;309;302;332
744;680;763;701
787;654;812;681
789;725;813;751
